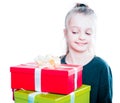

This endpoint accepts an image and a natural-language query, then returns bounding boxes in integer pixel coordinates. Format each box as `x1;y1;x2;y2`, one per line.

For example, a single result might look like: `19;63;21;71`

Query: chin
73;48;88;53
75;46;88;52
70;45;88;53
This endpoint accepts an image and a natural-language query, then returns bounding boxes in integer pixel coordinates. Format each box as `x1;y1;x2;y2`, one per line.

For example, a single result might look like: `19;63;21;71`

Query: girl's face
64;13;96;53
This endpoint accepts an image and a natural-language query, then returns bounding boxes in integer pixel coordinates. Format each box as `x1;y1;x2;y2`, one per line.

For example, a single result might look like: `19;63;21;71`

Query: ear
63;28;67;37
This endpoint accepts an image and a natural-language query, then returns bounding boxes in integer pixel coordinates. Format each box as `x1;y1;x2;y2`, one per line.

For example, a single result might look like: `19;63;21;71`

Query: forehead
68;13;96;29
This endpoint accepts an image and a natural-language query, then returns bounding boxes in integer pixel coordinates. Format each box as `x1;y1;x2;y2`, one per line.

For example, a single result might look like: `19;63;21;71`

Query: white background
0;0;120;103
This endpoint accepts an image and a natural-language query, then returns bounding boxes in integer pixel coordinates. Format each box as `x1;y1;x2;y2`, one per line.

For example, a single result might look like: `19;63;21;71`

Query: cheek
66;37;75;46
66;37;73;44
87;38;95;47
86;36;94;42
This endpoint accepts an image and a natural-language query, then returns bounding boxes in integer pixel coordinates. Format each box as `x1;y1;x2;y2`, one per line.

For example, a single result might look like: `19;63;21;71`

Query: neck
66;50;94;66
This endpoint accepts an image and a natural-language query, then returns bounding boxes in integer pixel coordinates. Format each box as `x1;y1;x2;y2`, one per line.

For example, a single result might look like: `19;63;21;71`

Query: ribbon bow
34;55;60;69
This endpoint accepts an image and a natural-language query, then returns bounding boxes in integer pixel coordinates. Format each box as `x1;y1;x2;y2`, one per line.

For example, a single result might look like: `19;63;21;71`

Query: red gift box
10;62;82;94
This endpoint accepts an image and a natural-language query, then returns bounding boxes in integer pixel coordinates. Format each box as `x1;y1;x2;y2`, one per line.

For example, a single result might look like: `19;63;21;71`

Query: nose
78;33;86;40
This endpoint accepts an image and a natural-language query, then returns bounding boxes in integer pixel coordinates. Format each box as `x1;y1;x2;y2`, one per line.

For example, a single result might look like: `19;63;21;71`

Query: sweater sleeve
97;65;113;103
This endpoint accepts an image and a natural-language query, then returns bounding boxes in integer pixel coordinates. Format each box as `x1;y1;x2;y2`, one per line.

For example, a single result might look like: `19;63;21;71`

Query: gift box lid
14;85;91;103
10;63;82;76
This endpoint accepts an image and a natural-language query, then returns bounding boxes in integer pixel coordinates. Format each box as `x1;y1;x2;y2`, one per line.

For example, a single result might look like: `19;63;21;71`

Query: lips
75;41;87;46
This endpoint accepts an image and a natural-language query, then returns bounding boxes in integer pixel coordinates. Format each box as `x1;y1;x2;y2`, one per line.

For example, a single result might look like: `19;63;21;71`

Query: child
61;3;113;103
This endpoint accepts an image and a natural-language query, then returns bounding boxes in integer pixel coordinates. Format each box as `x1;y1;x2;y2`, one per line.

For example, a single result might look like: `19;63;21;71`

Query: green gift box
14;85;91;103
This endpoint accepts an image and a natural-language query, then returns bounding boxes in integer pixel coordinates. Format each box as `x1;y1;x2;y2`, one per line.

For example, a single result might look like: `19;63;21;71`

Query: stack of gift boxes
10;56;91;103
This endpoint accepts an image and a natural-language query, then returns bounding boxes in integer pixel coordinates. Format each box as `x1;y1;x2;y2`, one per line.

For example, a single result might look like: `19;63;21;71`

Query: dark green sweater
61;55;113;103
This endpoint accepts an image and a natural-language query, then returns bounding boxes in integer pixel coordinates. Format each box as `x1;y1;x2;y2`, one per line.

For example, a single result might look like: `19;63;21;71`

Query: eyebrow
69;26;94;33
70;26;92;30
86;28;93;32
69;26;80;29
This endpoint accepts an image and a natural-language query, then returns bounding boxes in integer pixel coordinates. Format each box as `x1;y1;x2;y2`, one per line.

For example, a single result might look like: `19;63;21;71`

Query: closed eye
72;31;78;34
86;32;91;35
